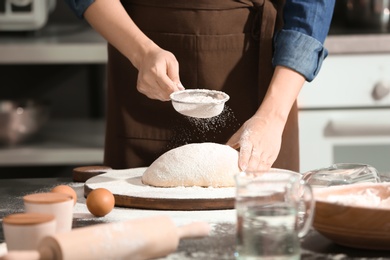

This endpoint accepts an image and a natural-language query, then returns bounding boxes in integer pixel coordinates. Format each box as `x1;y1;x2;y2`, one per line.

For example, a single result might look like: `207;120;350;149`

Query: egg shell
51;185;77;205
86;188;115;217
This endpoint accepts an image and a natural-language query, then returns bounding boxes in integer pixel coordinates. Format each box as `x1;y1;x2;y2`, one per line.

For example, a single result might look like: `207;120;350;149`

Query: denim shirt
275;0;335;81
64;0;335;82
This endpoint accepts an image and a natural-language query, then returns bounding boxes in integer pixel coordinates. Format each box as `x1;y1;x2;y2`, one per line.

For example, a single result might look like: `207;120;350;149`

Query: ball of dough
142;142;240;187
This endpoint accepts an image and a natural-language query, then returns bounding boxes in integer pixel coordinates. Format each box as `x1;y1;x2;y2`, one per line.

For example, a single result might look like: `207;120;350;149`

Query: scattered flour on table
78;168;236;229
85;168;236;199
73;200;236;227
21;181;236;227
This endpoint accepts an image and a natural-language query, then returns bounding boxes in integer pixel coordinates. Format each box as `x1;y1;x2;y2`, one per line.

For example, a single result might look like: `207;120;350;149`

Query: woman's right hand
83;0;184;101
136;45;184;101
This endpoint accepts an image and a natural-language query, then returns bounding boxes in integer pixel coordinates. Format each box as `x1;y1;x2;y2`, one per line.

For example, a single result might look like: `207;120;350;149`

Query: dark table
0;178;389;260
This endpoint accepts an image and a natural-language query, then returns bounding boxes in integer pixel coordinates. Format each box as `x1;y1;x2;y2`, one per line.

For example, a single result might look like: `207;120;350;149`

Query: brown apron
104;0;300;172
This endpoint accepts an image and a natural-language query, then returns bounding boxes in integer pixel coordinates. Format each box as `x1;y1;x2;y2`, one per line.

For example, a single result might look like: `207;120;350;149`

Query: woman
65;0;335;172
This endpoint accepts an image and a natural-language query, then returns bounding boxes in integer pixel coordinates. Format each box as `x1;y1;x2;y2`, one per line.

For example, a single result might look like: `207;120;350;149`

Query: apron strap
252;0;279;103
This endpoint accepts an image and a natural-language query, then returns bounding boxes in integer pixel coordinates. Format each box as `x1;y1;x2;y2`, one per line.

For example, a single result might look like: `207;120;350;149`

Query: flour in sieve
179;95;216;103
172;90;227;118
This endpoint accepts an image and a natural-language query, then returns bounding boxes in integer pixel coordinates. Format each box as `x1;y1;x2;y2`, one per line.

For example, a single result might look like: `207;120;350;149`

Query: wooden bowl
313;183;390;250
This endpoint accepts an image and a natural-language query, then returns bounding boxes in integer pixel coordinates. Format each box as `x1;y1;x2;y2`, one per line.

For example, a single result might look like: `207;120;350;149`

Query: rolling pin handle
177;221;211;239
0;251;40;260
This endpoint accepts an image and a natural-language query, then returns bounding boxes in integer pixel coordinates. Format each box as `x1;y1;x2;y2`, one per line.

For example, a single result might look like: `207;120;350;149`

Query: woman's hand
227;66;306;172
226;115;284;172
83;0;184;101
136;45;184;101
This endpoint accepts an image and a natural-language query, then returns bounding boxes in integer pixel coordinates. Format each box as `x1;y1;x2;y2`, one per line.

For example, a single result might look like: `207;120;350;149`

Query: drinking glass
234;169;314;260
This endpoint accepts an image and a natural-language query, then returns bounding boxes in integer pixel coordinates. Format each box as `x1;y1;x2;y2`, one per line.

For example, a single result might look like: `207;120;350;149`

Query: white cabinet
298;54;390;109
298;54;390;174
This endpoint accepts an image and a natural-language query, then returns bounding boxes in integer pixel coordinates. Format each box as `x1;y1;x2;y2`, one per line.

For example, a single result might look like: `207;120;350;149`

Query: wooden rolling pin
1;215;210;260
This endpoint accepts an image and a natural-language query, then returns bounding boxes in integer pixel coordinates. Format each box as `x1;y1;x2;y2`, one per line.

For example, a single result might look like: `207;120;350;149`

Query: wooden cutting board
84;167;235;210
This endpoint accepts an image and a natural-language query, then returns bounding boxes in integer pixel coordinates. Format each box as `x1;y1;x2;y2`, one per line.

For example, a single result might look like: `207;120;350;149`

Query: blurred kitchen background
0;0;106;178
0;0;389;178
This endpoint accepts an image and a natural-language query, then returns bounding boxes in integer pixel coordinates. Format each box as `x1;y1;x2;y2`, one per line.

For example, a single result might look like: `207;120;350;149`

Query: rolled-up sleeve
64;0;95;18
272;0;335;82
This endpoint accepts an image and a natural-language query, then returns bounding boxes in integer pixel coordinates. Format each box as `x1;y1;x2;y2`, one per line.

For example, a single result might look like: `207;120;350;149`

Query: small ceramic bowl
313;182;390;250
23;192;74;233
2;212;56;250
170;89;230;118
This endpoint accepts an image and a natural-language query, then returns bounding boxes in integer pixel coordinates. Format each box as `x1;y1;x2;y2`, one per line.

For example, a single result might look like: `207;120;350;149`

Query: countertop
1;24;390;65
0;24;107;64
325;34;390;55
0;177;389;260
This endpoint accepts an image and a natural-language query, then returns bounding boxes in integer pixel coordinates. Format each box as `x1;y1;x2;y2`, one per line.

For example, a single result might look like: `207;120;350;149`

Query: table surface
0;177;389;260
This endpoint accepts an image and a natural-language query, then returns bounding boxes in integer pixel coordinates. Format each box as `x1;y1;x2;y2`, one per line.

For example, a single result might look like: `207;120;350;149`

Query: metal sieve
170;89;230;118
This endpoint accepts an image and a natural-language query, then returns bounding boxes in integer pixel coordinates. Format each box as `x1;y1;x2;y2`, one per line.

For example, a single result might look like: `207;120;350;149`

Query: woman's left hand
227;66;305;172
226;115;284;172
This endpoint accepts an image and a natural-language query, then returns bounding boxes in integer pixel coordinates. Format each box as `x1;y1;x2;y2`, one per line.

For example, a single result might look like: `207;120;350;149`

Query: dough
142;143;240;187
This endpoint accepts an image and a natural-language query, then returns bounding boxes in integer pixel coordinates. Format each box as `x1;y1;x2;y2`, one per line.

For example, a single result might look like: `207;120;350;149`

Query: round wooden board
84;167;235;210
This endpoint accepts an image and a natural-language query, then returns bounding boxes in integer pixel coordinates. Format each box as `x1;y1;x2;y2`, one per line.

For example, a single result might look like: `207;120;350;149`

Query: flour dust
168;105;239;149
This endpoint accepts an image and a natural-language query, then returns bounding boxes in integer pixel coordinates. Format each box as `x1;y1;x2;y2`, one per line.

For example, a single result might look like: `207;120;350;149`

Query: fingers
226;129;246;171
235;130;275;172
154;57;184;100
246;147;261;171
137;74;182;101
231;116;282;172
226;131;241;150
153;58;182;100
238;141;252;172
252;155;273;171
166;57;182;91
136;49;183;101
156;76;181;101
239;146;273;172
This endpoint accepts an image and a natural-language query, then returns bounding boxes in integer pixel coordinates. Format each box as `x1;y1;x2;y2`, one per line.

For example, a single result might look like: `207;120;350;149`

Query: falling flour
168;105;239;150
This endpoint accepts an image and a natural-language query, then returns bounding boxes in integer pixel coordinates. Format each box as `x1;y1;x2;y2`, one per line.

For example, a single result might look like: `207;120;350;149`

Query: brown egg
86;188;115;217
51;185;77;205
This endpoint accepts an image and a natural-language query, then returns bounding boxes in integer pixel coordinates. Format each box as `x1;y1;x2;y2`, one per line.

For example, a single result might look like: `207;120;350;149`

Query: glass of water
234;169;314;260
